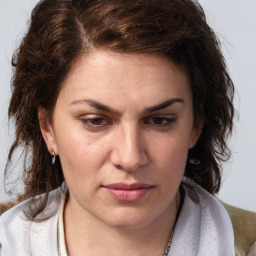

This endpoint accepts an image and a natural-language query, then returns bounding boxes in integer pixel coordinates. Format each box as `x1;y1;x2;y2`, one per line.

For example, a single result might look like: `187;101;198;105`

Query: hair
6;0;234;217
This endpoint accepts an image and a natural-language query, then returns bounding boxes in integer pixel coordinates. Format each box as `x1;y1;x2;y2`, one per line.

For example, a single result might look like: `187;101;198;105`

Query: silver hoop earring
189;158;201;165
51;151;56;165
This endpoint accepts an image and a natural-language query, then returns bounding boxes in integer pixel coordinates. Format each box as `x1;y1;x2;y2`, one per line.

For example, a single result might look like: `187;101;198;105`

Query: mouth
102;183;154;202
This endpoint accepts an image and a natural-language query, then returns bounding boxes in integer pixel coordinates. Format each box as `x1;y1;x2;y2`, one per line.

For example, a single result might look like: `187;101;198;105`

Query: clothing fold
0;181;235;256
168;182;235;255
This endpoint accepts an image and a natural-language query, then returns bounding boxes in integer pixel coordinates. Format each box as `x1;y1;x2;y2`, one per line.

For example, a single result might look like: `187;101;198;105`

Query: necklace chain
162;231;174;256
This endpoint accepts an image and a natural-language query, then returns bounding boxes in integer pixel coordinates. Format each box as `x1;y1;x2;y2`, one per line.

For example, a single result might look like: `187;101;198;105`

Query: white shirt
0;182;235;256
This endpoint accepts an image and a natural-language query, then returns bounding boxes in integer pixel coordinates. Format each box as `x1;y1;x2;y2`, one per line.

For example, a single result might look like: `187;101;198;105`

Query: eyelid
143;114;177;125
80;114;113;131
143;113;177;119
79;113;177;132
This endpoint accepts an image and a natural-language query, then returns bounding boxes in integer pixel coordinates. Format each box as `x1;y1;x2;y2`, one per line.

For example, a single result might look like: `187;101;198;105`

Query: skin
40;51;202;256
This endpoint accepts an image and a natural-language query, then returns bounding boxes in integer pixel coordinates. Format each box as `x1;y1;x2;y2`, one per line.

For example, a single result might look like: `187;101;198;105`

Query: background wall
0;0;255;211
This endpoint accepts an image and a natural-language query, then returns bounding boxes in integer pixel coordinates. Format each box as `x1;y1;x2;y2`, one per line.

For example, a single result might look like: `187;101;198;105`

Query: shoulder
221;202;256;256
0;200;20;215
0;197;31;231
182;181;232;224
0;197;33;255
0;188;63;256
173;182;235;255
183;184;256;255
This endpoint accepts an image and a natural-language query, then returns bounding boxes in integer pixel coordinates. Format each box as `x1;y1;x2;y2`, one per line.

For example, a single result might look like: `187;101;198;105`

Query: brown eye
87;118;105;126
81;116;112;132
151;117;169;125
144;115;177;126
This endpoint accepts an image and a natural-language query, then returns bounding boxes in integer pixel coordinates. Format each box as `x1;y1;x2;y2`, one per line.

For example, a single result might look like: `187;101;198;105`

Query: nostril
115;164;123;170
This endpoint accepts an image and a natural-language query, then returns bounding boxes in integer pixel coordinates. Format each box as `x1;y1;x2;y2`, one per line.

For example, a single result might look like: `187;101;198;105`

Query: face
40;50;201;230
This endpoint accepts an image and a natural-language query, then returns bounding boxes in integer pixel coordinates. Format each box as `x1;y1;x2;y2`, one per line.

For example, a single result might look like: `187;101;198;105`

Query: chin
101;208;157;230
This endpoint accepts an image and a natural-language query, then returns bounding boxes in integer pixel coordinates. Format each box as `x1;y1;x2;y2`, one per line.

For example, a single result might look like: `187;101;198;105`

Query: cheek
55;127;111;177
56;138;103;194
160;145;188;176
150;133;190;176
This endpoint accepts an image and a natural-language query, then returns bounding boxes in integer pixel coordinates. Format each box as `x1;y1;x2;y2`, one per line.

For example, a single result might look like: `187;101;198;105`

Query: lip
103;183;153;202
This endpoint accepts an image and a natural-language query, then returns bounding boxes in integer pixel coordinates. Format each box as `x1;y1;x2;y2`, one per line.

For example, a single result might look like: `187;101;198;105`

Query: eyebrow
69;98;184;114
144;98;184;113
69;99;120;114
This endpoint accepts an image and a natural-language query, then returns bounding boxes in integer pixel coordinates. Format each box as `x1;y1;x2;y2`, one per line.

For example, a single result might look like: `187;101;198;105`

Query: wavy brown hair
6;0;234;217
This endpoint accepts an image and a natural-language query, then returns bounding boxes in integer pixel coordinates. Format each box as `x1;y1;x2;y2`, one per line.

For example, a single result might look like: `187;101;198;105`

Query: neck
64;191;180;256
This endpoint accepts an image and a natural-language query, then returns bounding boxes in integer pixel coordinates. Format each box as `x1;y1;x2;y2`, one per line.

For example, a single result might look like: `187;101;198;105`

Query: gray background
0;0;255;211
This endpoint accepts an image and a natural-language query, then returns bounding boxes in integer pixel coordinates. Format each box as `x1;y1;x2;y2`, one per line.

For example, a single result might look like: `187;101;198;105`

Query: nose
110;124;148;172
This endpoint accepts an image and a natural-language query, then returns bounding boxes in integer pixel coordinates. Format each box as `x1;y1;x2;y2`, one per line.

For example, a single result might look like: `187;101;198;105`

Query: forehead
71;50;188;76
58;50;191;108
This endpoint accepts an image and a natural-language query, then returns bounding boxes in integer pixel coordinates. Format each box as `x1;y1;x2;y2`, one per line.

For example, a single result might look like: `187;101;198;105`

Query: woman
0;0;237;255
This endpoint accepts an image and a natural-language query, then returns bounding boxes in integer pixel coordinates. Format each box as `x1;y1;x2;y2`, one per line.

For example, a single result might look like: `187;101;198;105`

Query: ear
189;119;203;149
38;107;58;154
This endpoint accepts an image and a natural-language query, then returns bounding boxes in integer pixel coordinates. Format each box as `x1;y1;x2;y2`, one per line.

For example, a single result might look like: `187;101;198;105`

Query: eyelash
81;116;112;131
81;115;177;132
143;116;177;126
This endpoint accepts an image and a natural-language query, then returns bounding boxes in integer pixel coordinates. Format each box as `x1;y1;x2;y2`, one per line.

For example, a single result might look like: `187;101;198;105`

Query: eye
81;116;112;131
85;118;105;126
144;115;177;126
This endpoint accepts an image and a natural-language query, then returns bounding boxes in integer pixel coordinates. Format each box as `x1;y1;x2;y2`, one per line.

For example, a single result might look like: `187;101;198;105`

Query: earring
188;158;201;165
51;150;56;165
